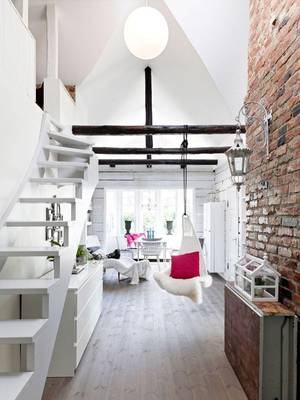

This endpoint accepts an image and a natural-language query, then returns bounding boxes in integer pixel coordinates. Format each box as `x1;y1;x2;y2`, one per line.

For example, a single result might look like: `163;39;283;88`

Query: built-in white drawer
76;283;102;340
75;268;102;315
75;303;102;367
48;262;103;377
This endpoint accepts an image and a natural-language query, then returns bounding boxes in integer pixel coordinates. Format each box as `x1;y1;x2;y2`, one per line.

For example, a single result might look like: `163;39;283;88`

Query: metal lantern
226;128;252;191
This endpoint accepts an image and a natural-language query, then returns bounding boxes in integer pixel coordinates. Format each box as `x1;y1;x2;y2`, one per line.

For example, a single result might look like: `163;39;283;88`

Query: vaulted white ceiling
164;0;249;116
29;0;249;116
28;0;249;166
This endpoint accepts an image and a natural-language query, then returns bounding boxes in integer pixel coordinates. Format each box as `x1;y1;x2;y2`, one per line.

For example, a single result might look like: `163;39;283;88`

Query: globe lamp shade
124;6;169;60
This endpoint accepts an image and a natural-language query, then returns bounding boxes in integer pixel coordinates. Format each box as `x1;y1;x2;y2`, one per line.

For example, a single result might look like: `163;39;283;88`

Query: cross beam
93;146;230;155
73;124;244;136
98;159;218;166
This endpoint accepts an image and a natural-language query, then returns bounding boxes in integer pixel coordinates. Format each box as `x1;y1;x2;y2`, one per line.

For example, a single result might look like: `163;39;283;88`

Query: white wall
0;0;41;225
0;0;40;371
0;0;35;100
44;77;88;125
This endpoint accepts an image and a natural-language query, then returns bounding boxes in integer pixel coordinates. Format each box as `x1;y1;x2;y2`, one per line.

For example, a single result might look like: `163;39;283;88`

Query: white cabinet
203;202;225;273
48;261;103;377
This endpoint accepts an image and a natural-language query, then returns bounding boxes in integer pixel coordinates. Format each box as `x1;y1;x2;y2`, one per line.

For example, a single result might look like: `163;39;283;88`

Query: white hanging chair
153;214;213;303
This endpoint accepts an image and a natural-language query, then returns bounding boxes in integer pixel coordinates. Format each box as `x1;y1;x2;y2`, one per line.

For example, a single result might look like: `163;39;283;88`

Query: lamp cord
181;127;188;215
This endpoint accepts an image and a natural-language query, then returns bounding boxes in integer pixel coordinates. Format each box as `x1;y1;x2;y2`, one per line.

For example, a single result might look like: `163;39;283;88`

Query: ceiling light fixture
124;3;169;60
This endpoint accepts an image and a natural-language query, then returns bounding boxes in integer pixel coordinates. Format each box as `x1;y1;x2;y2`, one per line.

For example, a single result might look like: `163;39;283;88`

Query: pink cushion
170;251;200;279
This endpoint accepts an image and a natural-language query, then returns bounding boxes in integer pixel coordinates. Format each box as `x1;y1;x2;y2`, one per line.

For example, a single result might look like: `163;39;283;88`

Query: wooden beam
98;159;218;166
145;67;153;126
73;125;245;136
93;147;230;155
145;66;153;166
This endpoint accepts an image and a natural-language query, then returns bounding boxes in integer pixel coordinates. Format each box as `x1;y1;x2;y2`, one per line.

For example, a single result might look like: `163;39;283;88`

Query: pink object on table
125;233;145;247
170;251;200;279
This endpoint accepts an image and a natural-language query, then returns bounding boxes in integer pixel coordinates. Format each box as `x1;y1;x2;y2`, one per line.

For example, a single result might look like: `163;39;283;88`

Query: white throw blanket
103;257;151;285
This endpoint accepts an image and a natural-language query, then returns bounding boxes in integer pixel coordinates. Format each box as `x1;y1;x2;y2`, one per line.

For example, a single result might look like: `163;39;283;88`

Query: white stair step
29;178;83;198
19;197;76;204
30;177;83;185
0;248;61;278
5;221;70;246
0;247;61;257
5;221;69;227
0;319;47;344
44;144;93;157
38;160;88;170
0;372;33;400
19;197;77;220
48;130;91;148
0;279;58;295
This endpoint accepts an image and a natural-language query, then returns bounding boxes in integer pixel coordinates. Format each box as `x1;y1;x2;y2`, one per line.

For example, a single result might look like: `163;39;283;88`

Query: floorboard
42;268;247;400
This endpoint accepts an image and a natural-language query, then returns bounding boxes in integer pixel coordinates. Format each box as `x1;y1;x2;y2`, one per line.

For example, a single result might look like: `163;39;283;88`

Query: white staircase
0;115;98;400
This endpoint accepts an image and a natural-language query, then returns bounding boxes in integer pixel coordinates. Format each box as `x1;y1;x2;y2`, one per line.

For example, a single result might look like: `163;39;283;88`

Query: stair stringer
18;160;98;400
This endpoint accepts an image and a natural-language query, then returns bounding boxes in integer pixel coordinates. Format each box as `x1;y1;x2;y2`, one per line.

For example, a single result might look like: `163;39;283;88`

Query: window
105;189;193;237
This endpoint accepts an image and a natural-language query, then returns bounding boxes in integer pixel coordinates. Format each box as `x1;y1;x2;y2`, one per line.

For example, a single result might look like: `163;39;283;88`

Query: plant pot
166;220;173;235
76;255;87;266
125;220;132;234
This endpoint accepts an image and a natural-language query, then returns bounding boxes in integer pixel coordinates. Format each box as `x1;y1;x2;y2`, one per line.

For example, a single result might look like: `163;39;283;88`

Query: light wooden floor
43;268;247;400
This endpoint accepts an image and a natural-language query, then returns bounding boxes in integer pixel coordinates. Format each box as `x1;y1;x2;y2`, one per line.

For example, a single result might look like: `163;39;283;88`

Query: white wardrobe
203;202;225;273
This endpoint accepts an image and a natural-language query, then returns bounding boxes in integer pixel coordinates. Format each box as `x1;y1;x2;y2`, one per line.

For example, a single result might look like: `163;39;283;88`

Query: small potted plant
76;245;90;266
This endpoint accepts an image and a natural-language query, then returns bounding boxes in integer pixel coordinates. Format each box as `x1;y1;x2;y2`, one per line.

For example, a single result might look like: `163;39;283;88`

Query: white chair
153;215;212;303
139;239;166;271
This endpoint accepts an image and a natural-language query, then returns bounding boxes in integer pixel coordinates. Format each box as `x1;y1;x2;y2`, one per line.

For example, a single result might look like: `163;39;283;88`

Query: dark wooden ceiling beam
93;146;230;155
145;66;153;167
73;124;245;136
98;159;218;166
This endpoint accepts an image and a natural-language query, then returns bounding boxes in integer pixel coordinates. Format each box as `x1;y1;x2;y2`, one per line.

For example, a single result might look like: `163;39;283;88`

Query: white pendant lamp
124;6;169;60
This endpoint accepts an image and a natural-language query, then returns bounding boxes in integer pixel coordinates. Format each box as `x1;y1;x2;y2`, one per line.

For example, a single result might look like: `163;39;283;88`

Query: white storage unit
203;202;225;273
48;261;103;377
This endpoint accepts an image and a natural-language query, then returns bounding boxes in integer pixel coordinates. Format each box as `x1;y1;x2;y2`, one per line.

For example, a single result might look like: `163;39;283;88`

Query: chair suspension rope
181;126;188;215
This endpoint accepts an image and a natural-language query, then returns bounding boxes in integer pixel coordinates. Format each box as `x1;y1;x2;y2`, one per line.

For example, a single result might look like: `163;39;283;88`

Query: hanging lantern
226;128;252;191
124;6;169;60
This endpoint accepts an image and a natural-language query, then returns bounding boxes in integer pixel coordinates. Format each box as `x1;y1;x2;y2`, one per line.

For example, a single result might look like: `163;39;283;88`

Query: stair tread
6;220;69;227
30;177;83;184
0;372;33;400
44;144;93;156
0;247;61;256
48;131;91;148
0;279;59;294
0;319;47;344
19;197;76;203
38;161;88;169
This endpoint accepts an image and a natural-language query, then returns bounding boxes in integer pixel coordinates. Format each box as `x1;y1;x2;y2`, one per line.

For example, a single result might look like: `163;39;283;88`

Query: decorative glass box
234;254;280;302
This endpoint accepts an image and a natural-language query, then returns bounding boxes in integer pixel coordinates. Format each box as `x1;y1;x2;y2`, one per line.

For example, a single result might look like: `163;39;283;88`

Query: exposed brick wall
246;0;300;312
